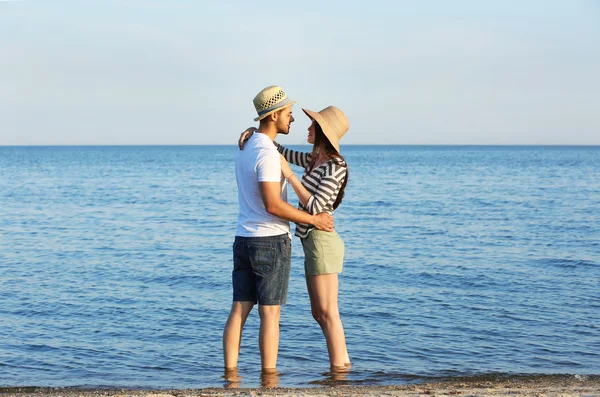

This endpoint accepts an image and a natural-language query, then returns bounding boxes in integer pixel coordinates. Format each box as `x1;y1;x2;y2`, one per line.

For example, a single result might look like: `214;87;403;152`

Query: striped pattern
276;143;347;238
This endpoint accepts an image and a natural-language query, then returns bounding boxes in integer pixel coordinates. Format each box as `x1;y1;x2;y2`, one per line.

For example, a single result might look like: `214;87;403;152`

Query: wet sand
2;375;599;397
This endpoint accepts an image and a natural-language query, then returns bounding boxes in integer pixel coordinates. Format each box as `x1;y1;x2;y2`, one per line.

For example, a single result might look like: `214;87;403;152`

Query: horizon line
1;144;599;148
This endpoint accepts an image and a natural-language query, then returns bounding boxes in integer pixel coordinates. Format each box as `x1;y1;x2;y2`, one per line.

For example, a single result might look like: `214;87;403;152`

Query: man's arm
259;182;334;231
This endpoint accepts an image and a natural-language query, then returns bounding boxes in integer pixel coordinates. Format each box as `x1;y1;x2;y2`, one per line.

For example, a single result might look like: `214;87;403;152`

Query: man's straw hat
302;106;349;154
253;85;296;121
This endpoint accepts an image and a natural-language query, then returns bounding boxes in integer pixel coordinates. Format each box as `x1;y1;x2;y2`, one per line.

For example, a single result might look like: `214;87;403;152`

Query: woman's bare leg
306;273;349;368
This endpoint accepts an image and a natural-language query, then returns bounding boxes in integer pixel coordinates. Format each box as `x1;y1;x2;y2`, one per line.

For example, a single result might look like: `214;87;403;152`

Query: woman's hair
308;122;349;210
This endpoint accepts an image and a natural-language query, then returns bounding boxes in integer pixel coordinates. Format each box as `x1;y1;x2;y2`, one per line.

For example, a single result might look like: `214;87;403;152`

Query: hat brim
302;108;341;153
254;101;296;121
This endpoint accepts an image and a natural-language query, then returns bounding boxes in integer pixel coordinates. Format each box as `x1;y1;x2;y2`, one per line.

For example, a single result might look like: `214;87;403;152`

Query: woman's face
307;119;317;144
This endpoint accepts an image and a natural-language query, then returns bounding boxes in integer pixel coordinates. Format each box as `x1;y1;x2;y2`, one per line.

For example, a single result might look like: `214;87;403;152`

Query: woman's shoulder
328;156;347;168
325;157;347;176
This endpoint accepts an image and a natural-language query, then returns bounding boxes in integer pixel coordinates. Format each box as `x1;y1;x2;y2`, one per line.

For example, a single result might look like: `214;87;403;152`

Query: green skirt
301;229;345;276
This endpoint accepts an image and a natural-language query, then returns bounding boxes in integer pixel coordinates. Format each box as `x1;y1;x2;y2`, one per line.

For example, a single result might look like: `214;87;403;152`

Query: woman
240;106;351;369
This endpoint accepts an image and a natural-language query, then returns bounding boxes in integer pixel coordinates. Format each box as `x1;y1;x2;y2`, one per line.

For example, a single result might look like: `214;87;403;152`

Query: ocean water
0;145;599;389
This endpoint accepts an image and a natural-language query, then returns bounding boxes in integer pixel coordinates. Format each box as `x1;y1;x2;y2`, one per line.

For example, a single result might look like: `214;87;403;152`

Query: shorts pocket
248;244;277;277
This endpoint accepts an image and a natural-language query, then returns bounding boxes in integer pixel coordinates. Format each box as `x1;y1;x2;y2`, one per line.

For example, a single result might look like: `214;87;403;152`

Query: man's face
275;106;294;135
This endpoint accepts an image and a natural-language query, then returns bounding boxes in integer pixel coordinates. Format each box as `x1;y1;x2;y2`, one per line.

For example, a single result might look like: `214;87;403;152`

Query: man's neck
256;124;278;141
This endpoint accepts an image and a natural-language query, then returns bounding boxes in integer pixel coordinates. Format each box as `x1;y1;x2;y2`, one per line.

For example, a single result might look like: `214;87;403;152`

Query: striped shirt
276;143;347;239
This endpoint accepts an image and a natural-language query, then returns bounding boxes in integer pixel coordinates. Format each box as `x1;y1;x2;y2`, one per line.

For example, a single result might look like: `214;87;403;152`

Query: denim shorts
232;234;291;305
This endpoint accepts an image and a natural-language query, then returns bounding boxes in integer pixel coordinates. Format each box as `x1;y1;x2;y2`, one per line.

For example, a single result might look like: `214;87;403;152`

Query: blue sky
1;0;599;145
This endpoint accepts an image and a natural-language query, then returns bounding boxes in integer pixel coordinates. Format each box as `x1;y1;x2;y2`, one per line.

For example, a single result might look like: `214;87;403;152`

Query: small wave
354;200;394;207
26;344;62;353
136;365;172;371
538;258;598;269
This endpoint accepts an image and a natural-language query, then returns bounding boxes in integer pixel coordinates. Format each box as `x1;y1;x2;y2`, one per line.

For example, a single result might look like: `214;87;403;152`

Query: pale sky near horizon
1;1;599;145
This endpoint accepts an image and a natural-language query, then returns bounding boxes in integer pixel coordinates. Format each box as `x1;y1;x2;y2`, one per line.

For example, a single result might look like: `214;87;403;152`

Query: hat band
257;97;292;116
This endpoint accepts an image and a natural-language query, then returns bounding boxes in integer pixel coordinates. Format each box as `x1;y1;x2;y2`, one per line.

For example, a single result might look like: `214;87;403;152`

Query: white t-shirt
235;132;290;237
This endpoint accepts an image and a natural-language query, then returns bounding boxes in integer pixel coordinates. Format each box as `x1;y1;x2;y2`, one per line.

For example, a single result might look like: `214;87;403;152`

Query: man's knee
258;305;281;321
229;301;254;317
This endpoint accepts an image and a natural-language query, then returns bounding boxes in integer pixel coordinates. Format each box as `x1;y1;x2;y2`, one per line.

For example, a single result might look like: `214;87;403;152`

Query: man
223;85;334;373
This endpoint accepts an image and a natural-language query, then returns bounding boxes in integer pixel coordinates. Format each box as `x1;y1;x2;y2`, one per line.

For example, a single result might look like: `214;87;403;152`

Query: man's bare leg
223;301;254;368
258;304;281;370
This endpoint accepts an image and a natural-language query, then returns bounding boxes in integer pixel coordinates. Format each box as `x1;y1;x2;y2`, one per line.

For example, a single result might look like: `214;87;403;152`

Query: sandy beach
2;375;599;397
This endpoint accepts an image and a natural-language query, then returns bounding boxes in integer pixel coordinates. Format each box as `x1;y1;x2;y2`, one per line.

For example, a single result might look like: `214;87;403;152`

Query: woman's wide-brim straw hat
253;85;296;121
303;106;349;154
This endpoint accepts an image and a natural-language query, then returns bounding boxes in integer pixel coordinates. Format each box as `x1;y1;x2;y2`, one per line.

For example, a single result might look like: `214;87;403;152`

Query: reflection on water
223;368;242;389
224;367;353;388
260;369;280;388
308;366;353;386
223;368;280;389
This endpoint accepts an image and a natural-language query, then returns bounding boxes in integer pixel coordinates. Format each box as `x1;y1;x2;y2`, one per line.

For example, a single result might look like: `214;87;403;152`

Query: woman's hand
238;127;257;150
280;154;294;179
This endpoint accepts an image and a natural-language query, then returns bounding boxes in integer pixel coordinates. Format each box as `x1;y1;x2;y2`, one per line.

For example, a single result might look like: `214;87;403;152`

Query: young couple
222;85;351;376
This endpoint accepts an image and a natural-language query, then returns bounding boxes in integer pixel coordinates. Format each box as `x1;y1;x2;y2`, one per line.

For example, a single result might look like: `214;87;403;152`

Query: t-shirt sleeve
256;149;282;182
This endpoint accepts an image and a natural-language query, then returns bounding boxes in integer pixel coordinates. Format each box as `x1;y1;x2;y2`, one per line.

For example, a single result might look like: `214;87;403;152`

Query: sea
0;145;599;389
